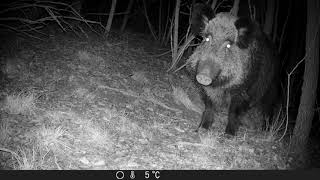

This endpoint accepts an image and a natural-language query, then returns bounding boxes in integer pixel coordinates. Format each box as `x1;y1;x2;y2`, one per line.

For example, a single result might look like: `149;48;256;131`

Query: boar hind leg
226;96;249;135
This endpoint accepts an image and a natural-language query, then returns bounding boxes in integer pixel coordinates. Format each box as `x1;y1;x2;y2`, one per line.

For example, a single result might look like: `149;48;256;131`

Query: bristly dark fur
234;17;257;49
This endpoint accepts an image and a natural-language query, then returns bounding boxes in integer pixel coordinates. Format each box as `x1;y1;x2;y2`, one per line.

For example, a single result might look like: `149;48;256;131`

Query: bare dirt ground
0;30;288;170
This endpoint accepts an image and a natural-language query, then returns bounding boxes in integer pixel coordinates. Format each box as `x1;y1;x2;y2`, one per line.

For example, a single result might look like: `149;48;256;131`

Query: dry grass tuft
0;147;43;170
3;90;39;116
77;50;91;62
103;112;147;143
35;125;71;153
1;58;26;79
72;87;96;101
0;120;11;145
264;108;285;142
116;116;142;136
83;123;113;149
199;131;221;148
77;50;104;66
131;71;150;85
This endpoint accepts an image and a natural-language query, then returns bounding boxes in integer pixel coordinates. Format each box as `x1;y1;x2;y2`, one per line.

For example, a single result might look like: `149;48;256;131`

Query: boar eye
224;40;233;49
204;37;210;42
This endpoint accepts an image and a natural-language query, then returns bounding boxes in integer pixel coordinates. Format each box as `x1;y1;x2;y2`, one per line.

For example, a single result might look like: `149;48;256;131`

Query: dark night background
0;0;319;169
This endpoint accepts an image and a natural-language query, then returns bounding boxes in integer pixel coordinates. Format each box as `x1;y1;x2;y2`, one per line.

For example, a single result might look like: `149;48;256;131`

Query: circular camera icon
116;171;124;179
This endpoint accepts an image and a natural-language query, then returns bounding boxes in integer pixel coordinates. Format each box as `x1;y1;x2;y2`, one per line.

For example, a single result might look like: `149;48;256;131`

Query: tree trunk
120;0;134;33
186;0;197;57
278;0;292;53
211;0;218;11
142;0;157;40
172;0;181;61
291;0;319;166
230;0;240;16
272;0;279;42
263;0;275;36
105;0;117;35
161;1;171;44
158;0;162;37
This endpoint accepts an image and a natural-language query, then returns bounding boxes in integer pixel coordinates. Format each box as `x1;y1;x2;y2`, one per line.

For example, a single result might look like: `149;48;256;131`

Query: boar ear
234;17;258;49
191;3;215;35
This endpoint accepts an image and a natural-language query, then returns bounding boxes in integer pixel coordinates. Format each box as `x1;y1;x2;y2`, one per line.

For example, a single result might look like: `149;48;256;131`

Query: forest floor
0;28;290;170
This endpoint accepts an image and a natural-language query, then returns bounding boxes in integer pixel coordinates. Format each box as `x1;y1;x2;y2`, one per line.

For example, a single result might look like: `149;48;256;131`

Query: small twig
98;85;182;113
173;62;187;73
167;34;195;72
176;141;214;149
158;113;191;122
0;24;44;40
0;147;18;156
0;147;21;165
0;0;104;39
87;12;129;16
279;57;306;141
214;0;228;14
54;155;62;170
149;50;171;57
